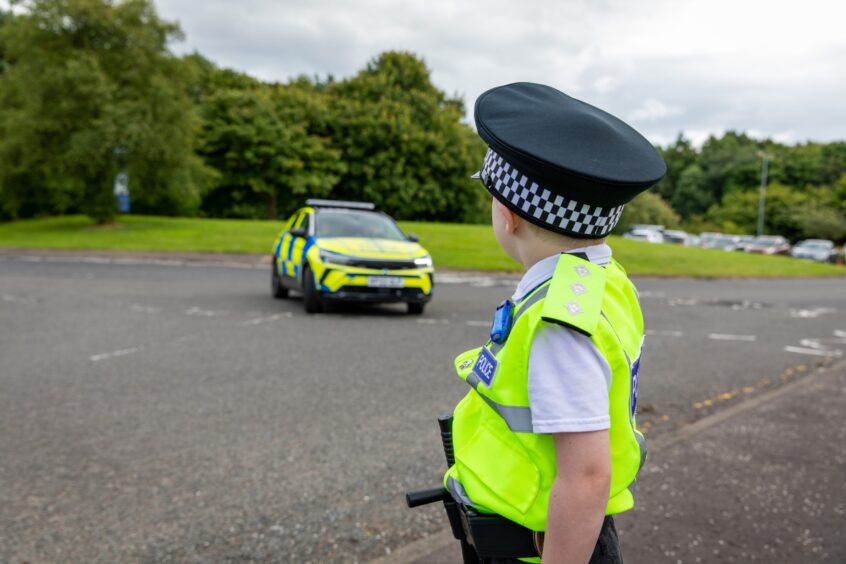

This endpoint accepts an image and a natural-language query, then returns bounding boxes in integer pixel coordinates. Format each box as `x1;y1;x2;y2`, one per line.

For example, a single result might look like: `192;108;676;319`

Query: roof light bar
306;199;376;211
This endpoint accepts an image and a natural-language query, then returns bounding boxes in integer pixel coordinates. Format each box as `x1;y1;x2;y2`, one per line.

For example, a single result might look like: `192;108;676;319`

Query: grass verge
1;215;843;277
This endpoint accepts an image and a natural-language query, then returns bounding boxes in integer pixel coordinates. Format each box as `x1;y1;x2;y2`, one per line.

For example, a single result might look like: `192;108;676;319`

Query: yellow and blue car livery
271;199;434;314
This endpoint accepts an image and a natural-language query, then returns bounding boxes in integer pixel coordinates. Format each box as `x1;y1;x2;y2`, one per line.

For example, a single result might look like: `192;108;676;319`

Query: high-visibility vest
444;253;647;533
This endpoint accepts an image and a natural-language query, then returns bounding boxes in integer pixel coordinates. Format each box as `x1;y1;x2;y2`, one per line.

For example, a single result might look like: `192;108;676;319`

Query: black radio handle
406;487;447;508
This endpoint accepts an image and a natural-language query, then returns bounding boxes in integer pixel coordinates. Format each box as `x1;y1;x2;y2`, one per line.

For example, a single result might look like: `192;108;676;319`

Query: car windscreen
800;241;832;249
315;210;407;240
754;237;781;246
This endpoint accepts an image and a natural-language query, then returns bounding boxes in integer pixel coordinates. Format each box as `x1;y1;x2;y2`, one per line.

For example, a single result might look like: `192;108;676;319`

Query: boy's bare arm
542;430;611;564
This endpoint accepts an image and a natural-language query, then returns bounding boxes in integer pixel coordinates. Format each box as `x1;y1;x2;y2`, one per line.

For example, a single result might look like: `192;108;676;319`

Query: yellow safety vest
444;253;647;533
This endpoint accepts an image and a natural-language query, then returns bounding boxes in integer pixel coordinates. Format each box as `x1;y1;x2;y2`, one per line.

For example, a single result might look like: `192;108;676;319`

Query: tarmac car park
271;200;434;314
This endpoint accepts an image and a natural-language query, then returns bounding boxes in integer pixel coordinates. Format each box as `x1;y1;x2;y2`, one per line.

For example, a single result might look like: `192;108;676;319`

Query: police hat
472;82;666;238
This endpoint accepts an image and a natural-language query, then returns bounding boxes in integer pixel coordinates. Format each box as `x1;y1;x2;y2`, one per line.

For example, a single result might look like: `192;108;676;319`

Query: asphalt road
1;257;844;563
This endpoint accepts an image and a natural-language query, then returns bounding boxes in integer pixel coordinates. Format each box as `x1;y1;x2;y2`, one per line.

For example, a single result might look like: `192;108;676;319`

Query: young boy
444;83;666;563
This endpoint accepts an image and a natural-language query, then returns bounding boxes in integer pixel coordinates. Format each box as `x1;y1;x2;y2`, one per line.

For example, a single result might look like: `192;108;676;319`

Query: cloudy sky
154;0;845;147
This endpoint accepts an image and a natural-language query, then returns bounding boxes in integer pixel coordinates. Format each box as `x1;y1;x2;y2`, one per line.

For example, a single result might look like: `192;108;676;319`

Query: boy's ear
494;199;520;234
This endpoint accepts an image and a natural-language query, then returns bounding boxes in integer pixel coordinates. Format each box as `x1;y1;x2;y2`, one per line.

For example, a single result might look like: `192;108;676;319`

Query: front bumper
320;285;432;304
312;261;434;303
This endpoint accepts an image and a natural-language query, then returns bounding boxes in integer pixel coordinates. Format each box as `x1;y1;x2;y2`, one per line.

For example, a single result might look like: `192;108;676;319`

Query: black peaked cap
475;82;666;209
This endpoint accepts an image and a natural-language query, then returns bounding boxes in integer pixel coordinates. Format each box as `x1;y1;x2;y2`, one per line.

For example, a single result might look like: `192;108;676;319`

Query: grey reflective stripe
635;430;647;472
466;372;535;433
489;282;551;355
626;432;647;504
446;476;475;507
514;282;551;322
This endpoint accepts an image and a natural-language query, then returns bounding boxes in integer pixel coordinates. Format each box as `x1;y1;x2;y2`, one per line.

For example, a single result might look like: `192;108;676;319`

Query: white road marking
130;304;160;314
184;307;222;317
789;307;836;319
417;318;451;325
240;313;293;326
90;347;144;362
668;298;698;307
708;333;757;342
834;330;846;339
727;300;765;311
799;338;827;350
465;320;489;327
646;329;684;337
435;273;519;288
3;255;264;269
637;291;666;298
783;345;843;358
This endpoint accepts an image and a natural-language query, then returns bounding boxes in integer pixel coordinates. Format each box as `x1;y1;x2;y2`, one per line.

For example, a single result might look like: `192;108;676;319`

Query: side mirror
406;233;420;243
289;227;307;238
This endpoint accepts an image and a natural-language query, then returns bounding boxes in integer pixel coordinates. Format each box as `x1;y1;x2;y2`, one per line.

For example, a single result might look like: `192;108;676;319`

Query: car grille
338;286;425;297
345;258;418;270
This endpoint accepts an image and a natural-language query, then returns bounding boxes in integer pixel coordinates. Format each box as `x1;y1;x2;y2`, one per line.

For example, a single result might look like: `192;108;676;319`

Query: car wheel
407;302;425;315
271;260;289;299
302;264;323;314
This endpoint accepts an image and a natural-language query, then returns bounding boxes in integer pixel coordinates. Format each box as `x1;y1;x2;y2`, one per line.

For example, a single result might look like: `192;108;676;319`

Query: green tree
0;0;209;222
0;9;10;75
320;51;486;223
654;133;696;202
615;192;680;232
833;173;846;213
671;164;712;219
196;83;344;219
702;183;845;241
181;52;259;104
781;143;825;188
821;143;846;186
698;131;761;202
795;205;846;242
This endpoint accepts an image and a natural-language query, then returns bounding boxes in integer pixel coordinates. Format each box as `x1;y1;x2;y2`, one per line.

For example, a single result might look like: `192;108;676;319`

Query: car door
288;211;313;282
275;211;302;280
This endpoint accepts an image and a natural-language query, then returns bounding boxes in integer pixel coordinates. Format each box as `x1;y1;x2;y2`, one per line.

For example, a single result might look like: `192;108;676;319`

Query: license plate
367;276;404;288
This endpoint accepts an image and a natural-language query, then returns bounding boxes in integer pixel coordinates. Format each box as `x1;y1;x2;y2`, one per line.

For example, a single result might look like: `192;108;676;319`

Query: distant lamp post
756;151;773;238
113;146;130;214
113;171;130;213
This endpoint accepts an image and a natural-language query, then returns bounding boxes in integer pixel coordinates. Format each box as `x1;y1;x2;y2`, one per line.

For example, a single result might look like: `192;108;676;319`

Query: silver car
790;239;837;263
623;228;664;243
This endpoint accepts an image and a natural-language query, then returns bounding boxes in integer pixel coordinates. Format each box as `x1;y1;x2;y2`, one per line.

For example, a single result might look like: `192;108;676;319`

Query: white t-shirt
513;245;613;434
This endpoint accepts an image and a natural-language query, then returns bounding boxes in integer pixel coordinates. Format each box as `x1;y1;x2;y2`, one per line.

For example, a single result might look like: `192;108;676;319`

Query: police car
271;200;434;314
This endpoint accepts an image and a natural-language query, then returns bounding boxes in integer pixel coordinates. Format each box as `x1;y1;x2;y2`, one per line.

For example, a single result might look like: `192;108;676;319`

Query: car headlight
414;255;433;267
319;249;355;265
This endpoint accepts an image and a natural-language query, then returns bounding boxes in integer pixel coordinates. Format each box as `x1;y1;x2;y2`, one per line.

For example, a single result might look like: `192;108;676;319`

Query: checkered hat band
481;149;624;237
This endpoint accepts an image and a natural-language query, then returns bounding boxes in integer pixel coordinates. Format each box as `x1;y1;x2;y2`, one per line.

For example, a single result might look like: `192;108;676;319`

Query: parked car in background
630;224;665;235
746;235;791;255
698;232;722;248
623;227;664;243
662;230;691;245
735;235;755;252
701;234;739;251
790;239;838;263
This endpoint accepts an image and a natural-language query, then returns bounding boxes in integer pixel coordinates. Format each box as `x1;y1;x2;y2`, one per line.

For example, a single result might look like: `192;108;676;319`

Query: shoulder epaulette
610;257;627;275
540;253;606;336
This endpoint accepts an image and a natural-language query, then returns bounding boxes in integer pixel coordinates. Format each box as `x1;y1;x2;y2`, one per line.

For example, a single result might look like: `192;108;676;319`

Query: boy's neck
517;237;607;270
